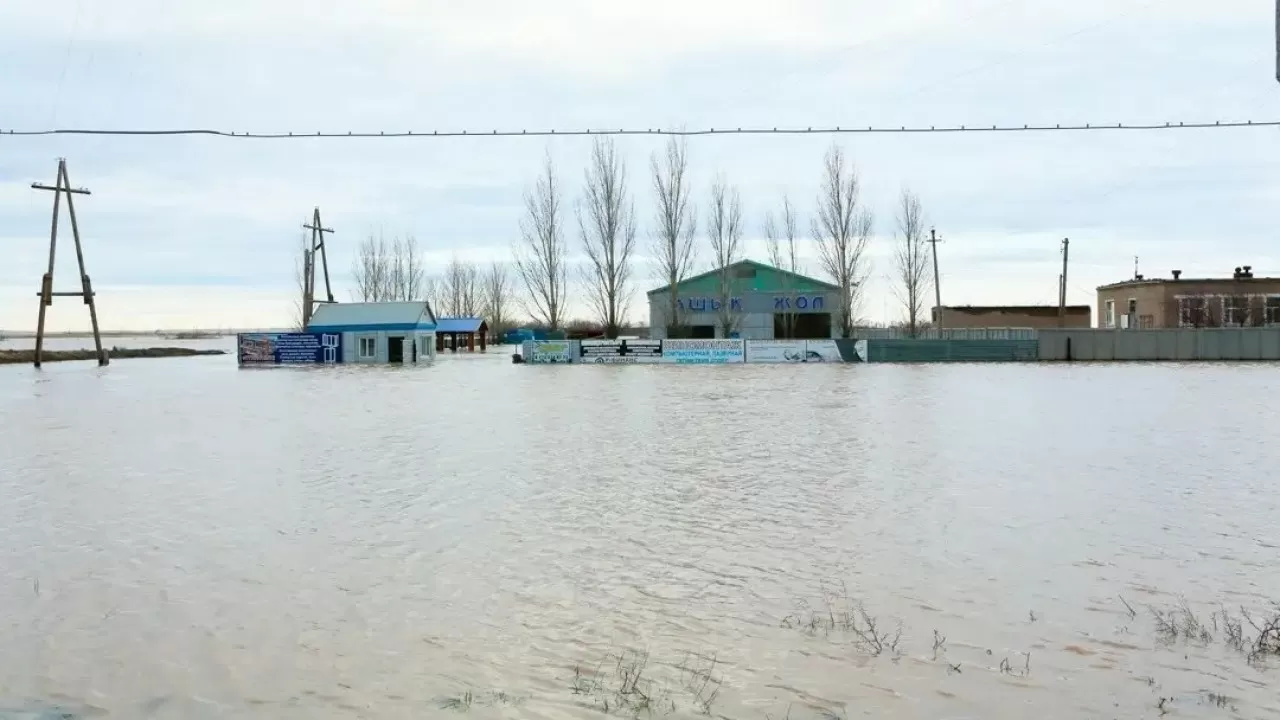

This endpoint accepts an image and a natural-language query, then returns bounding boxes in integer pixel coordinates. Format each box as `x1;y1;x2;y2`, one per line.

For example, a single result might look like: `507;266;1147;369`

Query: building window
735;266;757;279
1266;296;1280;326
1178;297;1208;327
1138;314;1154;329
359;337;376;358
1223;296;1250;327
1104;299;1116;328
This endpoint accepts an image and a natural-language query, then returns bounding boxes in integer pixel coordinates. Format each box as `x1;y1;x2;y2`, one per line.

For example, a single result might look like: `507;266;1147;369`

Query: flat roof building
932;305;1091;330
1096;266;1280;329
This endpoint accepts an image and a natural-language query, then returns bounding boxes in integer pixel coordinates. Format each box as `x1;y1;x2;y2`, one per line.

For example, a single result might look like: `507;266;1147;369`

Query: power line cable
1;119;1277;140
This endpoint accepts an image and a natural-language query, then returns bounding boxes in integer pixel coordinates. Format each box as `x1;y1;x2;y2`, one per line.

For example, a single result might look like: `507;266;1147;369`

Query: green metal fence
865;339;1040;363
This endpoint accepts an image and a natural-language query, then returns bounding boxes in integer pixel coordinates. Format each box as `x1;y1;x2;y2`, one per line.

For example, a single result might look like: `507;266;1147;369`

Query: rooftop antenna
301;207;335;326
30;159;106;367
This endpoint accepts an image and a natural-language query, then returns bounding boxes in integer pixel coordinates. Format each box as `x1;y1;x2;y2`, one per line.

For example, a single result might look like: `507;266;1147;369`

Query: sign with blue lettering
773;295;825;311
675;294;827;313
661;339;745;364
238;332;343;365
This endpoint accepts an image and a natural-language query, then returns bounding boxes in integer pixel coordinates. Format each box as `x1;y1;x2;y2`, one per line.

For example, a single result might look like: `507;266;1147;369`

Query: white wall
341;330;436;364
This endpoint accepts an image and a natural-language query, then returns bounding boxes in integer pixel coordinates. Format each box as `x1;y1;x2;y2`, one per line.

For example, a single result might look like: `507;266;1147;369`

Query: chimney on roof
1234;266;1243;278
1243;265;1253;278
1172;270;1182;280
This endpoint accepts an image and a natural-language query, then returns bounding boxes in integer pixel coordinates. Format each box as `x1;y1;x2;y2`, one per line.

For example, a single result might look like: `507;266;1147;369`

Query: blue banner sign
238;332;343;365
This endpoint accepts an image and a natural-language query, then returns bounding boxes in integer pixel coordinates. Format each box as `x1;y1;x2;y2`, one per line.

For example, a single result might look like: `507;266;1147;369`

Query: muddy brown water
1;342;1278;719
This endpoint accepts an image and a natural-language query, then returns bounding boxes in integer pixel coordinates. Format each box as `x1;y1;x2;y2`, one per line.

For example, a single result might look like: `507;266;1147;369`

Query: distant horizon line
0;328;288;338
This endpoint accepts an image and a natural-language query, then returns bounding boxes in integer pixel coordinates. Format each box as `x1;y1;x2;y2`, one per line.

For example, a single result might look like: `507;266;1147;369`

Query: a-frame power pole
31;159;107;367
301;207;335;327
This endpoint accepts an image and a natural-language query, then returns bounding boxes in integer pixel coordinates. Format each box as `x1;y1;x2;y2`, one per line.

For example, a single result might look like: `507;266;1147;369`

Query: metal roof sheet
434;317;486;333
307;301;436;330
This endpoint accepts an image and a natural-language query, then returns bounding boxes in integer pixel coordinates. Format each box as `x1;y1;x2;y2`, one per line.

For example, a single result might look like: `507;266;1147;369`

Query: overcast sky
1;0;1277;331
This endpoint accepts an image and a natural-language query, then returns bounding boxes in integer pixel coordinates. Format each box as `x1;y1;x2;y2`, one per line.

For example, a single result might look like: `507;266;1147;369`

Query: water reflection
1;353;1278;718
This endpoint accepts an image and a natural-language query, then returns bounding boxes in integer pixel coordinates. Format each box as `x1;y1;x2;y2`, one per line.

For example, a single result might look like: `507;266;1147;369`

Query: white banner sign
661;339;745;364
528;340;573;363
804;339;843;362
744;340;808;363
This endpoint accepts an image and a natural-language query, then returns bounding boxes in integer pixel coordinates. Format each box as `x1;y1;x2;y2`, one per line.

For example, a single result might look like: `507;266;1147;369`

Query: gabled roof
307;301;437;332
435;317;488;333
646;259;840;296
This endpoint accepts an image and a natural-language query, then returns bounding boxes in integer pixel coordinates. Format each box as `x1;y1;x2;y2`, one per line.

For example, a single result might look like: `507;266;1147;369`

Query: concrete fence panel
1039;328;1280;361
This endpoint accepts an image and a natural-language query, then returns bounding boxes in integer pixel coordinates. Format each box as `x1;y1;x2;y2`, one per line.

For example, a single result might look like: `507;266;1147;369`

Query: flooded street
1;345;1278;719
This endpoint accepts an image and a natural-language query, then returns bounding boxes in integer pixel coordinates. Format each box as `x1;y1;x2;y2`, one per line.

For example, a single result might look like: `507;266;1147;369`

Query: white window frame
1177;296;1205;328
1222;295;1248;327
1266;295;1280;326
358;336;377;359
1104;299;1116;328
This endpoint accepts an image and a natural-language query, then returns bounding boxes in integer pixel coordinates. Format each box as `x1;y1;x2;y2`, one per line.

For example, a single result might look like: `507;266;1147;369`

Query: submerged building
1096;266;1280;329
646;260;842;340
306;301;438;364
932;305;1091;329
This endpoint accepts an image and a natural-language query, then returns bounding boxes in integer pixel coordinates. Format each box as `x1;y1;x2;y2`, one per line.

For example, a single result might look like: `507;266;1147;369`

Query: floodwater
1;339;1278;720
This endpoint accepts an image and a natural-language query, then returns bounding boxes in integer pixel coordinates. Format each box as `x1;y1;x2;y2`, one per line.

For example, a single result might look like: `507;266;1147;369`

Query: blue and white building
306;301;438;364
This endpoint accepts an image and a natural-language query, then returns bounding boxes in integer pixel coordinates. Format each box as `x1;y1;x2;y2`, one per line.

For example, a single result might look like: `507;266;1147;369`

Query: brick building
1095;266;1280;329
931;305;1091;329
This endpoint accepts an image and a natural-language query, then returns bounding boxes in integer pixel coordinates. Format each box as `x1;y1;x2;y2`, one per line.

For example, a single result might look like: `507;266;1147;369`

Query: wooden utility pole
301;207;335;326
31;159;107;367
928;228;943;330
1058;237;1070;328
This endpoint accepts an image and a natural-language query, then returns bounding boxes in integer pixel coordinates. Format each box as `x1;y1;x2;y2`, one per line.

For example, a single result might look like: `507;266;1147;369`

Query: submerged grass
570;648;723;717
1148;598;1280;665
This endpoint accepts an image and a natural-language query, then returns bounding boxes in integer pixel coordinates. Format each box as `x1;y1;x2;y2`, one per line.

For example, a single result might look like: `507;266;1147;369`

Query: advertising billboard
580;339;663;364
744;340;808;363
238;332;342;365
527;340;574;363
661;339;745;364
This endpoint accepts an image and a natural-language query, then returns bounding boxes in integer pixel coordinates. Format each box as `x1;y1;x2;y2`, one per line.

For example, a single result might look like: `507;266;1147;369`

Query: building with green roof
646;260;843;340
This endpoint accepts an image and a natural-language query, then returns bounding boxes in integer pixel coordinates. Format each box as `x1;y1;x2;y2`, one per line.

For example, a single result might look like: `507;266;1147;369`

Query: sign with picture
744;340;808;363
804;339;844;362
528;340;574;363
238;332;342;365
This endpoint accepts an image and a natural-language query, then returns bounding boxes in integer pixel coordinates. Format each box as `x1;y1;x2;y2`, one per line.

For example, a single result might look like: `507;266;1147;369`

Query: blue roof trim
308;323;437;333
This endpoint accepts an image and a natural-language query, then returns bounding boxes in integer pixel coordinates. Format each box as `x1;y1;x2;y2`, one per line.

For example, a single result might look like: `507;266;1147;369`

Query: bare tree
352;233;392;302
351;232;428;302
388;235;425;302
813;144;873;338
650;136;697;338
292;229;311;330
764;196;802;339
892;189;931;337
422;275;440;316
579;137;638;339
515;153;569;329
440;255;483;317
707;175;745;337
482;261;514;338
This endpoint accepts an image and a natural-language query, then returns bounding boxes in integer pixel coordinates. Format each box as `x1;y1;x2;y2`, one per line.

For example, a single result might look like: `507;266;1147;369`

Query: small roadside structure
435;317;489;352
306;301;437;364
